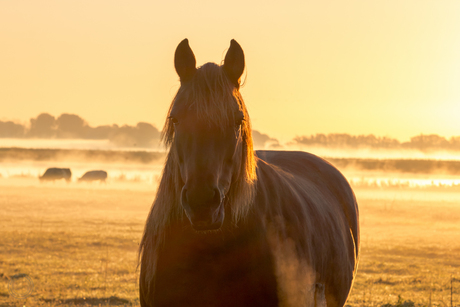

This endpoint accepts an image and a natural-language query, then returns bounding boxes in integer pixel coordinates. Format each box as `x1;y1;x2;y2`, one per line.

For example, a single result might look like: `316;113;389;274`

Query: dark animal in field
139;39;360;307
78;170;108;182
39;168;71;182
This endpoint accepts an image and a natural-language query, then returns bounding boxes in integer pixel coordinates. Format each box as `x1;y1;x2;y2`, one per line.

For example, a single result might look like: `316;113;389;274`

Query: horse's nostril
212;188;221;204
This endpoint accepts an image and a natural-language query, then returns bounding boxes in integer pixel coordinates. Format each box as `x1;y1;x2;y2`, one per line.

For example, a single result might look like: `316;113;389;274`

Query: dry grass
0;186;152;306
1;184;459;306
347;191;460;307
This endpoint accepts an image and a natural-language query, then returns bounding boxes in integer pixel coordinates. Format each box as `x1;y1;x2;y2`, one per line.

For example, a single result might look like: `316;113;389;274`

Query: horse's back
255;150;359;307
256;150;359;243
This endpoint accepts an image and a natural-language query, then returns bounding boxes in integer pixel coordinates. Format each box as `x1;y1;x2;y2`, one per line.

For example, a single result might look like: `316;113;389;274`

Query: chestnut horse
139;39;359;307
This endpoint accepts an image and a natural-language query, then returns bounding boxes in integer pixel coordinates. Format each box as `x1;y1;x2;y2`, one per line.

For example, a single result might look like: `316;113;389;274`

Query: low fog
3;112;460;192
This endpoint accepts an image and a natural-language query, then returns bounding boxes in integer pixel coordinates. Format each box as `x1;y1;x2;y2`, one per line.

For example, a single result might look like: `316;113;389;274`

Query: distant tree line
291;133;460;152
0;113;279;149
0;113;161;147
3;114;460;151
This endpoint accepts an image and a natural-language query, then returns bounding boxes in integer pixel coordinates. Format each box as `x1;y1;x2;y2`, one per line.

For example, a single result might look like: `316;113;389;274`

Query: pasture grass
1;185;459;306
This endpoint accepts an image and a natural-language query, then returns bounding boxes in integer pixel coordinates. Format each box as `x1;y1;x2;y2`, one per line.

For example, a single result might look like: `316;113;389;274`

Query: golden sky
1;0;459;142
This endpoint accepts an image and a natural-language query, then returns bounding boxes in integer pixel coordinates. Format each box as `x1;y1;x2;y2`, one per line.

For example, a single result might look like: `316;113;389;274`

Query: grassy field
1;183;460;306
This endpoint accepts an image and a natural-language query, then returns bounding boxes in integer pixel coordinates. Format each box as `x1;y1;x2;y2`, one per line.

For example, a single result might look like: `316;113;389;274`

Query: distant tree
109;125;135;147
252;130;280;149
135;122;161;146
56;113;88;138
449;136;460;151
403;134;450;151
108;122;161;148
0;121;26;138
28;113;56;138
85;125;117;140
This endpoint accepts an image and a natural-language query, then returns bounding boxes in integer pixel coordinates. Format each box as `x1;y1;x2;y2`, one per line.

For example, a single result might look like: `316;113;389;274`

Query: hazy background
1;0;460;143
1;1;460;306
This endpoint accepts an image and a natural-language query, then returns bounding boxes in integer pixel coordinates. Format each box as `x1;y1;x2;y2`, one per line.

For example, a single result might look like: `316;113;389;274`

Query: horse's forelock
162;63;244;145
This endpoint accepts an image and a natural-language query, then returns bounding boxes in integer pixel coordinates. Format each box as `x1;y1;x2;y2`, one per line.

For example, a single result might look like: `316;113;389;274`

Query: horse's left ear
223;39;245;88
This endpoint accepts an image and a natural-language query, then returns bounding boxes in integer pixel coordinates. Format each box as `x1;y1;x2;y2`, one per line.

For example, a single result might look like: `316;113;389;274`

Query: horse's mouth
186;201;225;231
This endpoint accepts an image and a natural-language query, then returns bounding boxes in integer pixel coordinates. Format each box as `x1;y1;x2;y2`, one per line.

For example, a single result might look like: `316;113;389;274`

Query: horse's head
164;39;255;231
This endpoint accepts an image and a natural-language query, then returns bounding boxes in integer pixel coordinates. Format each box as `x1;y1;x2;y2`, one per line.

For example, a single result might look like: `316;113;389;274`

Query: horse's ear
174;39;197;82
223;39;245;88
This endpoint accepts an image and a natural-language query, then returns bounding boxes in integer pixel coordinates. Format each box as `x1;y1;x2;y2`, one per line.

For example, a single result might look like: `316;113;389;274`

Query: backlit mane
138;63;257;288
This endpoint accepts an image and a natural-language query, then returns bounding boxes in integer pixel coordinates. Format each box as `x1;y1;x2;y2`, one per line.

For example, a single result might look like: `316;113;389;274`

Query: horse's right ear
174;39;197;82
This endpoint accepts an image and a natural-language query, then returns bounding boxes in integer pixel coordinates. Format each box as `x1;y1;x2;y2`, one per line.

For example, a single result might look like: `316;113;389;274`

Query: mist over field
3;111;460;191
2;144;459;306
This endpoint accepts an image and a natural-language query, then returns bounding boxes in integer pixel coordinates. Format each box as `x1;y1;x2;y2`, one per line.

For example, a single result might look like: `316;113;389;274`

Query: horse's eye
170;117;179;125
235;119;243;129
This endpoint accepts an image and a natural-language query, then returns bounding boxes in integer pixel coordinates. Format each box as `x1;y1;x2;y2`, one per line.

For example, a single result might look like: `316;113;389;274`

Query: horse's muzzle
181;187;225;231
189;202;225;231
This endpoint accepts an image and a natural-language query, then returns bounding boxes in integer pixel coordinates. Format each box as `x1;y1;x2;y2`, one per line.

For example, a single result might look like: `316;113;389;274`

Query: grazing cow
78;170;108;182
39;168;71;182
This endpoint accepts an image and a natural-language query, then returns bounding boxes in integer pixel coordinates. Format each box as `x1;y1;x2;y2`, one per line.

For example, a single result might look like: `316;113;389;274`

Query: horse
139;39;360;307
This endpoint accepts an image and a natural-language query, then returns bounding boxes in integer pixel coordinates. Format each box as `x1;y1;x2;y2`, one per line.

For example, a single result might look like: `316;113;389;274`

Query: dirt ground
1;181;459;306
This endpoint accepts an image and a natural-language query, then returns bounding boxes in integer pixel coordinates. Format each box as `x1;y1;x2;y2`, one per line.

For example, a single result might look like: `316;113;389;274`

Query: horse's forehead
171;95;237;114
186;116;221;131
171;100;238;127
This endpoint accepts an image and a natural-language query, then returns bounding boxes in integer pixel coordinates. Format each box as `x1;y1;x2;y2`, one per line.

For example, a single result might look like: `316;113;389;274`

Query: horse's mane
138;63;257;289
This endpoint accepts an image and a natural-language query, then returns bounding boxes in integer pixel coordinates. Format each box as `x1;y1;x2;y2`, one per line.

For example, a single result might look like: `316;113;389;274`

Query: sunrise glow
1;0;459;143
